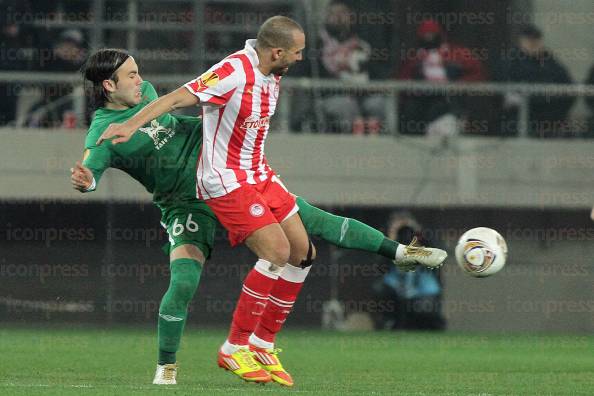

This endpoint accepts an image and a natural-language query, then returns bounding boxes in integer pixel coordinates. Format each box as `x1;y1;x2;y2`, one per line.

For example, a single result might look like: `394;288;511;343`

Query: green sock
157;258;202;365
378;238;398;260
297;196;398;259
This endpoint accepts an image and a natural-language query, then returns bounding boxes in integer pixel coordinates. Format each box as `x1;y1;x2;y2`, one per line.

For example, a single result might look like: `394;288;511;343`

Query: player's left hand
70;161;94;192
97;123;135;145
590;206;594;221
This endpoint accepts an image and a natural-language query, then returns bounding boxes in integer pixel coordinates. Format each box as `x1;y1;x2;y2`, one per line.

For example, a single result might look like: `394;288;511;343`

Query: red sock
252;265;311;345
227;259;281;346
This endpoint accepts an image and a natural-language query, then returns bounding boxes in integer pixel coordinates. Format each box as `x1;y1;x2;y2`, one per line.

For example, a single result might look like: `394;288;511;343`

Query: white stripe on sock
268;296;294;308
268;294;294;305
242;285;269;300
268;300;293;308
340;218;349;243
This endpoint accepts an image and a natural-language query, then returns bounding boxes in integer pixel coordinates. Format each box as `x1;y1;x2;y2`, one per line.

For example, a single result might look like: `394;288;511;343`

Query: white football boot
395;237;447;272
153;363;177;385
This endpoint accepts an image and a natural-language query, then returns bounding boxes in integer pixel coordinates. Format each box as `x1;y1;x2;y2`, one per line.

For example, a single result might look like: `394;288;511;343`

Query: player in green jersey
73;50;213;384
71;48;446;385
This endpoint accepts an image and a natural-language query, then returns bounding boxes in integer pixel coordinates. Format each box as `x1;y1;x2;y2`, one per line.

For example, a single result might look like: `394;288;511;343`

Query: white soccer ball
455;227;508;278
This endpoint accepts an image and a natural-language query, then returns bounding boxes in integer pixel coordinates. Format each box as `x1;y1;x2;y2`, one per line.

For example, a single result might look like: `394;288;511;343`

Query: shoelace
236;349;260;370
264;348;283;359
404;237;431;258
162;364;176;380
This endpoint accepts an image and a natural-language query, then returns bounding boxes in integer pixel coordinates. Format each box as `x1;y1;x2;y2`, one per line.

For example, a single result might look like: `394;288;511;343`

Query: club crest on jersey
139;119;175;150
241;115;270;130
249;203;265;218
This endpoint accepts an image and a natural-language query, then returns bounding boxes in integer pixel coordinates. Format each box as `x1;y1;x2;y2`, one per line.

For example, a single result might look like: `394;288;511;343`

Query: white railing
2;71;594;136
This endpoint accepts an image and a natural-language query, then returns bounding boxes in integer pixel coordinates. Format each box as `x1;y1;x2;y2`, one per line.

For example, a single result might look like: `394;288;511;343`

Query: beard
271;64;290;76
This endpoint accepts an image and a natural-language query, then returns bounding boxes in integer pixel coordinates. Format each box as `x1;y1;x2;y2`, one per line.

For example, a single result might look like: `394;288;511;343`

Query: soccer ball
455;227;508;277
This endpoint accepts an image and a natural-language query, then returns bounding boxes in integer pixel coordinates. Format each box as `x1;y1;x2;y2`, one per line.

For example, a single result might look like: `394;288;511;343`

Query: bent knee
170;244;206;263
269;244;291;266
260;239;291;266
290;240;316;267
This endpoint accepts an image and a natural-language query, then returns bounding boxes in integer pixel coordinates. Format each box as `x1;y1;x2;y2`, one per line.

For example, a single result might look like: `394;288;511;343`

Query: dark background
2;201;590;327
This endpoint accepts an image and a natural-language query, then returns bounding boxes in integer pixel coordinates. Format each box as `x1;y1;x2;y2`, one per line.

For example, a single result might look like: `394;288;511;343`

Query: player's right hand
96;123;134;145
70;161;94;192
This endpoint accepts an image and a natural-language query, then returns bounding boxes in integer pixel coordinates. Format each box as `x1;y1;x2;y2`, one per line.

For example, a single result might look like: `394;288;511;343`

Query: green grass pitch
1;327;592;395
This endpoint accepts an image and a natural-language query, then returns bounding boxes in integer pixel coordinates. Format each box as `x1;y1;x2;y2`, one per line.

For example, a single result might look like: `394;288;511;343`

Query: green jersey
83;81;203;208
83;81;216;256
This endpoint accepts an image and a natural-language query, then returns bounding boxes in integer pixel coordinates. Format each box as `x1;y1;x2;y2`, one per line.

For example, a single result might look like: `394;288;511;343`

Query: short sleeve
184;61;238;106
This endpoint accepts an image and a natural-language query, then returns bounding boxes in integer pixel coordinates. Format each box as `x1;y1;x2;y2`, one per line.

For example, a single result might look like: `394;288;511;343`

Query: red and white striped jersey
184;39;281;199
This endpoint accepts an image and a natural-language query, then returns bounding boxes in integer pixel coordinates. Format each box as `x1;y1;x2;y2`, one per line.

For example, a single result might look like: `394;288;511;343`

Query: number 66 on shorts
171;213;200;236
160;203;218;259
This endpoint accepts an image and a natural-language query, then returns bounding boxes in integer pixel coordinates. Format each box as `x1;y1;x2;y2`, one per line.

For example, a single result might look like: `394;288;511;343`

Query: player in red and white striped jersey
183;40;281;199
98;16;312;386
97;16;448;386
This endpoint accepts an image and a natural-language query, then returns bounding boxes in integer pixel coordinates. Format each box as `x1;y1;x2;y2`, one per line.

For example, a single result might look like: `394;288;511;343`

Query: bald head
256;16;304;50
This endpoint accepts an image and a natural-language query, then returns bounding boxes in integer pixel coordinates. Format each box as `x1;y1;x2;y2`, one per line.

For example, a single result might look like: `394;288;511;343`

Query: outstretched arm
97;87;199;145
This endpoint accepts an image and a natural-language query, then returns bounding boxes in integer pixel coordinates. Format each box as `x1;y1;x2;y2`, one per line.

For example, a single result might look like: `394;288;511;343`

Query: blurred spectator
397;19;486;136
26;29;87;127
315;1;386;134
372;211;446;331
43;29;86;72
319;1;384;134
495;25;574;138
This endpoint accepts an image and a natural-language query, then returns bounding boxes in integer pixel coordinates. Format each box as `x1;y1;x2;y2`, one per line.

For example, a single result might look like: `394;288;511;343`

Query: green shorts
159;200;218;259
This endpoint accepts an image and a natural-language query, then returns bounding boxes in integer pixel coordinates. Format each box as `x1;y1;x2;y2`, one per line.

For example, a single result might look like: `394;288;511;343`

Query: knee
170;278;198;303
267;240;291;266
291;239;316;268
169;268;200;302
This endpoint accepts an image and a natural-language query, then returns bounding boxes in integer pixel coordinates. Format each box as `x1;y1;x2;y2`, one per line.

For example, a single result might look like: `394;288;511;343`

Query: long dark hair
81;48;130;109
